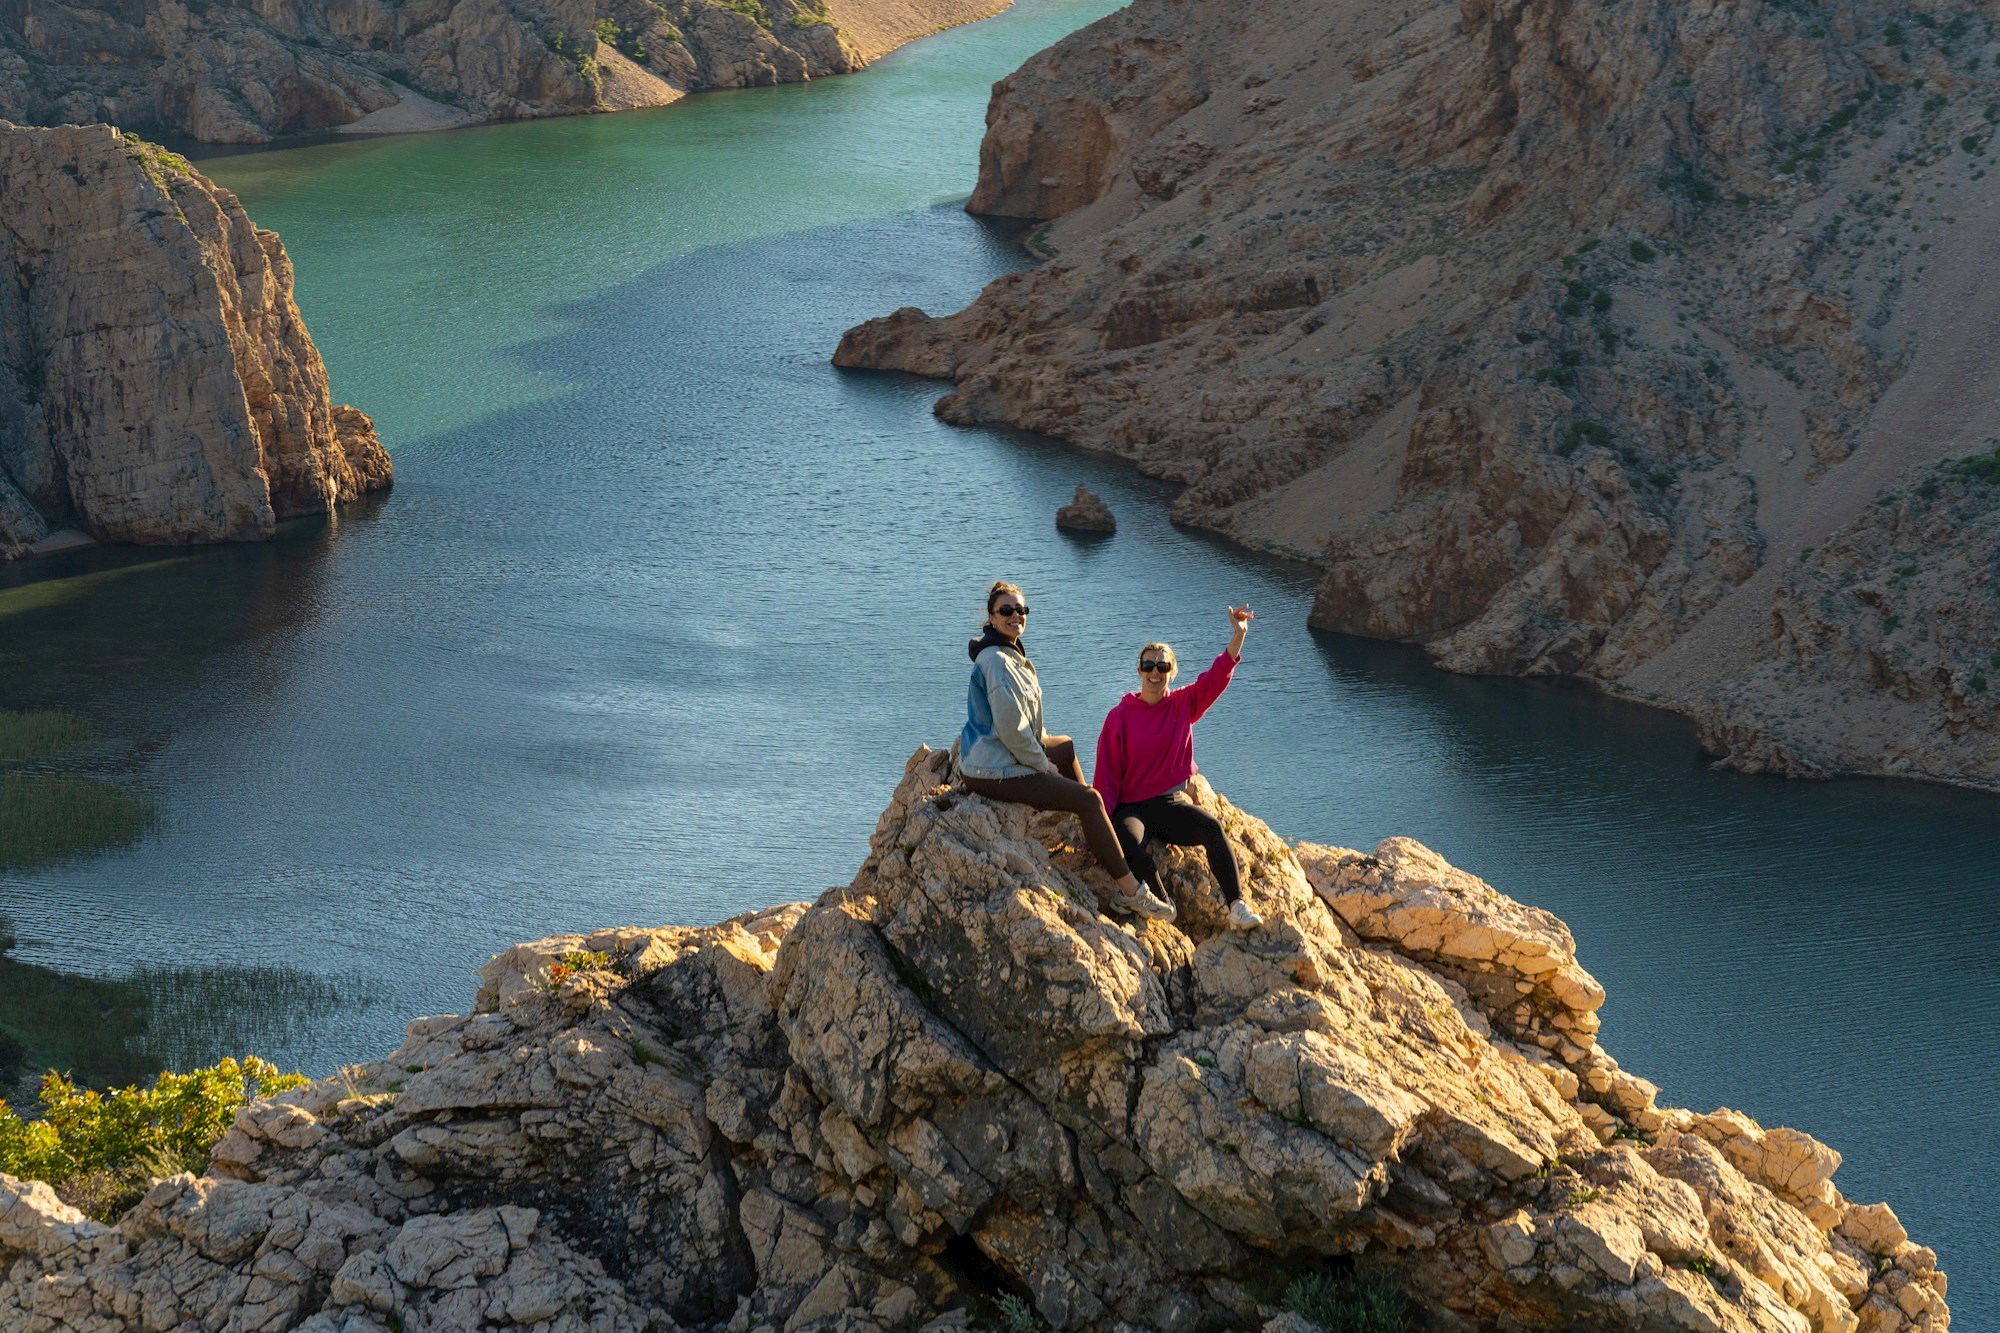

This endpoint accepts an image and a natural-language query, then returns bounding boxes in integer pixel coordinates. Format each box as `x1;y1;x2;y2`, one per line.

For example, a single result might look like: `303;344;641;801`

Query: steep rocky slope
0;749;1950;1331
0;0;1007;144
0;122;390;555
835;0;2000;789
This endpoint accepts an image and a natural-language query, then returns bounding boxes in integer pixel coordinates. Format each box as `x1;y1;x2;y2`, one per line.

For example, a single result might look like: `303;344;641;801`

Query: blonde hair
1138;641;1178;675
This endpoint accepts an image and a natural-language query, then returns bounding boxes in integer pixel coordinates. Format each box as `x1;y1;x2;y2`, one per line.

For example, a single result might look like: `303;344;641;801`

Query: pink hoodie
1092;651;1237;812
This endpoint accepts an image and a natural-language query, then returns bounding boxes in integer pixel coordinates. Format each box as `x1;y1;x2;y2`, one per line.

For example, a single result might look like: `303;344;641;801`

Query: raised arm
1185;605;1252;722
1225;603;1253;660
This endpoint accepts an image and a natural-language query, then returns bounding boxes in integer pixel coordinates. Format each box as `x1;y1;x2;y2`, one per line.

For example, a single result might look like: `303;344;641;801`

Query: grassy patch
123;136;194;193
1282;1266;1414;1333
0;939;369;1103
0;773;157;872
0;709;93;762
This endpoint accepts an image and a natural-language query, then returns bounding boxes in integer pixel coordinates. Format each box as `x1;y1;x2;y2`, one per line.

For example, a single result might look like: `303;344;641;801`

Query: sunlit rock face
0;122;391;556
836;0;2000;790
0;0;1009;144
0;747;1950;1331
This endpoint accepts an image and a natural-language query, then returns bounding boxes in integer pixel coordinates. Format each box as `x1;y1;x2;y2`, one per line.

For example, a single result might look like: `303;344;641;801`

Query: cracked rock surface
0;748;1950;1330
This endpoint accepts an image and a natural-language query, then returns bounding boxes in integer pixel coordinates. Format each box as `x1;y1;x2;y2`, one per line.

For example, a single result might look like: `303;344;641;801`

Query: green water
0;0;1994;1315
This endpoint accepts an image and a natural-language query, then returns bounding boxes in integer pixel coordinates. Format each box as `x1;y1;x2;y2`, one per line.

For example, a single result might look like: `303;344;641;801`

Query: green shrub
994;1293;1040;1333
0;1057;307;1219
1629;239;1657;262
1949;442;2000;484
1281;1266;1413;1333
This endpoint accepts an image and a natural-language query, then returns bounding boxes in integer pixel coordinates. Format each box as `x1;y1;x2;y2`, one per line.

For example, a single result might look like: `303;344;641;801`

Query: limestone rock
836;0;2000;788
1055;482;1115;533
0;747;1949;1330
0;0;1007;143
0;122;391;554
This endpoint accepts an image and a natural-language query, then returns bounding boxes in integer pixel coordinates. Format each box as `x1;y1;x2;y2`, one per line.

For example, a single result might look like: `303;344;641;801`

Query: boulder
1055;483;1115;533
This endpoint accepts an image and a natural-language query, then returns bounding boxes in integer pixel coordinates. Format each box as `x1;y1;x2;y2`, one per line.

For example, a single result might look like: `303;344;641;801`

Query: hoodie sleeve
1183;651;1237;724
1093;708;1124;812
981;653;1055;773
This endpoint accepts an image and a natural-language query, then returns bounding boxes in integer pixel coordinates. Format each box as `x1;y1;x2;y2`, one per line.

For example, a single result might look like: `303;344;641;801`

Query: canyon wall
0;0;1010;144
835;0;2000;789
0;121;390;555
0;750;1952;1331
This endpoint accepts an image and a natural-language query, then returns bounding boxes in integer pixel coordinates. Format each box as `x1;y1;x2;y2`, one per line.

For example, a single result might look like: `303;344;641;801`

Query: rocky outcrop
0;0;1009;144
0;122;390;555
1055;482;1114;532
834;0;2000;788
0;748;1950;1331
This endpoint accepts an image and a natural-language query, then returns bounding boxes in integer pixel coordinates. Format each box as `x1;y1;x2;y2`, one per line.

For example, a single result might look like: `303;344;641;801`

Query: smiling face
1136;642;1177;701
987;583;1030;640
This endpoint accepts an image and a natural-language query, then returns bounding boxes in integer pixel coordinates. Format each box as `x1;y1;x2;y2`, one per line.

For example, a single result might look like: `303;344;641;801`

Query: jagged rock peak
0;121;390;557
0;747;1949;1330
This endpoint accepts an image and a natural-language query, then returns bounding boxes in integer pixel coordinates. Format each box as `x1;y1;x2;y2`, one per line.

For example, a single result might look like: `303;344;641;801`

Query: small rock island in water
0;752;1951;1331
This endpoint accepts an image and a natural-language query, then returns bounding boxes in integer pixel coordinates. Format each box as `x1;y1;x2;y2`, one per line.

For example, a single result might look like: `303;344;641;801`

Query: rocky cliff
0;0;1007;144
0;121;390;555
834;0;2000;789
0;748;1950;1331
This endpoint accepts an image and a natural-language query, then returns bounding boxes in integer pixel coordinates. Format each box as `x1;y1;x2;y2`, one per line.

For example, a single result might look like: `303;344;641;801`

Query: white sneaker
1227;900;1264;931
1112;885;1176;922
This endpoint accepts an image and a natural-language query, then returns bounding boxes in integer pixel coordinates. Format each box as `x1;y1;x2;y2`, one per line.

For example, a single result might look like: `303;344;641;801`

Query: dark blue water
0;0;1992;1314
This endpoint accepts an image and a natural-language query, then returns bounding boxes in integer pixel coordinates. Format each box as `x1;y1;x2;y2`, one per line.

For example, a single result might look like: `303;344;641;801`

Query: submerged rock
1055;483;1115;533
0;122;390;557
0;748;1950;1330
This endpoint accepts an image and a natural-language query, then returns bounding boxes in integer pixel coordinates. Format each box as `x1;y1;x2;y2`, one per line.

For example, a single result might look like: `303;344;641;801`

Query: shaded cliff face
0;122;390;554
834;0;2000;789
0;0;1009;144
0;749;1951;1331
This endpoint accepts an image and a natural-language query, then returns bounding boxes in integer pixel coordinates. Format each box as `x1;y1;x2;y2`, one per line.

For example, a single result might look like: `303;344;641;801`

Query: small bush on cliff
1949;440;2000;484
1282;1265;1413;1332
0;1057;307;1220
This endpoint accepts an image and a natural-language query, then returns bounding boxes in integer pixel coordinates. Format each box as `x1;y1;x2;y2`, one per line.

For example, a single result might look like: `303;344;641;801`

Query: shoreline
147;0;1023;156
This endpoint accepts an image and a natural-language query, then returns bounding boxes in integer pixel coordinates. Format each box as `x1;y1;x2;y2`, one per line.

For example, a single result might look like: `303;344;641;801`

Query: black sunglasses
1139;659;1173;673
995;604;1030;617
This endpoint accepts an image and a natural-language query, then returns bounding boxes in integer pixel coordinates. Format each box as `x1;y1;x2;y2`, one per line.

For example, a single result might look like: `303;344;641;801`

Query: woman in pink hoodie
1092;605;1265;931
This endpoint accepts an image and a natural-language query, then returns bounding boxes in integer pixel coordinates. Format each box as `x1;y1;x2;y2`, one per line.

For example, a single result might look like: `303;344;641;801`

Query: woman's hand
1226;605;1252;659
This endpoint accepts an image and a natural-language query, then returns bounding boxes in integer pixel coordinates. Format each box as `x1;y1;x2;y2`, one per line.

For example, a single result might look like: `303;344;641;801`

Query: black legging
1112;792;1241;904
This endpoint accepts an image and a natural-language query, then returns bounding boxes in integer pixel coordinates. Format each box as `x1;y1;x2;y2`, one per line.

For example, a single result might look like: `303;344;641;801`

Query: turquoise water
1;0;1995;1316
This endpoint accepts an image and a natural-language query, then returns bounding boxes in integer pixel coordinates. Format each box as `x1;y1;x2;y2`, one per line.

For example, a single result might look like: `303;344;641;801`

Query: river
0;0;1994;1315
